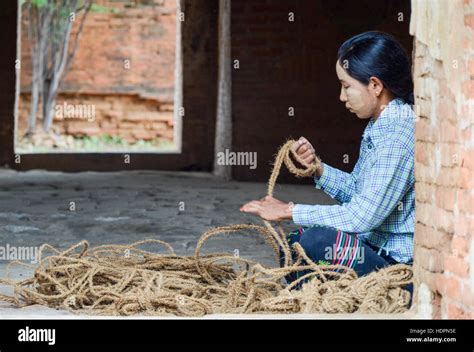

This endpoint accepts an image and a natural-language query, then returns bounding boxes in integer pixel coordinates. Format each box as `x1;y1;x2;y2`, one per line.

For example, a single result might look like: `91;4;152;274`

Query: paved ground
0;169;342;318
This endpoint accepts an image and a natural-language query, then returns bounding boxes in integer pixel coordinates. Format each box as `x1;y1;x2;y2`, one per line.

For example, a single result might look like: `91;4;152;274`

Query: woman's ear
368;76;384;97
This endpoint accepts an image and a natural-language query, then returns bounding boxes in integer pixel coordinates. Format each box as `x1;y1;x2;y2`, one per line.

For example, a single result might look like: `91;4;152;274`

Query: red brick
416;247;445;272
463;80;474;100
465;14;474;30
451;235;470;257
65;123;101;136
444;255;470;278
439;81;456;102
459;148;474;170
459;167;474;189
434;207;454;233
150;122;169;131
440;143;460;167
447;302;472;319
469;59;474;78
438;275;461;301
458;189;474;214
415;222;452;252
414;222;427;244
437;98;457;125
415;117;433;142
417;163;442;184
434;185;456;212
132;130;156;140
440;120;459;143
460;125;472;142
460;284;474;309
436;167;459;187
416;203;436;226
415;182;435;203
453;215;471;238
414;164;425;183
415;141;429;165
462;30;474;51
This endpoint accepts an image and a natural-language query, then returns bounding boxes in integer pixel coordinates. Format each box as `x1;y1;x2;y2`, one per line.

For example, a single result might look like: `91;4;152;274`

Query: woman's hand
240;196;293;221
291;136;317;165
291;136;324;177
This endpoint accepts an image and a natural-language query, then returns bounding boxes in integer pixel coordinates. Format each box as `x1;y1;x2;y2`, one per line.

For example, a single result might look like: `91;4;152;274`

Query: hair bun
403;92;414;105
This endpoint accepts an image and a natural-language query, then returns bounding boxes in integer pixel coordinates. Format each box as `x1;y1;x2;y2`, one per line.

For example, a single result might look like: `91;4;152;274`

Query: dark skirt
279;225;413;304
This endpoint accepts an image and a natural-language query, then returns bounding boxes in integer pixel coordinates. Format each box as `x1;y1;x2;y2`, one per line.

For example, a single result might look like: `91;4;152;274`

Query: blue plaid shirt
292;98;415;263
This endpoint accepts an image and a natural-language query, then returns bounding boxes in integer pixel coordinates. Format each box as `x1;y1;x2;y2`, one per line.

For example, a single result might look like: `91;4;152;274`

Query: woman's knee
298;226;338;258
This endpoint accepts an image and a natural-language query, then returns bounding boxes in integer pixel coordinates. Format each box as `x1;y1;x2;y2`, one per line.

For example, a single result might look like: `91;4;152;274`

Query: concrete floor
0;168;352;318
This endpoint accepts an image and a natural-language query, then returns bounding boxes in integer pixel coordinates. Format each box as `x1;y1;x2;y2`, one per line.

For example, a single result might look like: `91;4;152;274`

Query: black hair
337;31;414;105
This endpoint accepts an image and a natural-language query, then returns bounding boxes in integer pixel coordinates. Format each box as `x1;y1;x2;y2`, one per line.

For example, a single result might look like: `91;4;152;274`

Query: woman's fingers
240;201;262;213
294;137;316;158
241;200;258;208
299;148;313;159
291;140;305;154
241;206;261;214
292;136;313;154
298;145;309;155
299;137;309;144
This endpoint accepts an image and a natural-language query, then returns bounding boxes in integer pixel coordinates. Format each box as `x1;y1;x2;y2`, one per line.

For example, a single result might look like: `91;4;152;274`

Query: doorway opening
15;0;183;154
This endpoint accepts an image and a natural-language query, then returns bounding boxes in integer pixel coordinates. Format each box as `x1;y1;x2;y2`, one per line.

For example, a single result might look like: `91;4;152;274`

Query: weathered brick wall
18;0;176;143
411;0;474;319
18;93;174;142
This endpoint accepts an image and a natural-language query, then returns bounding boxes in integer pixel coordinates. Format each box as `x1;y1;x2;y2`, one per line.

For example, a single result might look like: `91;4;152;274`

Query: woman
240;31;415;290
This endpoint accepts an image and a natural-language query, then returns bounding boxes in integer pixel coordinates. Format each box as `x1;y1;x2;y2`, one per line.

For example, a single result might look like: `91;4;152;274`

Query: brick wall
18;0;176;143
411;0;474;319
18;93;174;143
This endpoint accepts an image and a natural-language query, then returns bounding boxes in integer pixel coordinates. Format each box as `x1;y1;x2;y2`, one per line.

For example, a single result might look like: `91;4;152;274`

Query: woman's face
336;60;378;119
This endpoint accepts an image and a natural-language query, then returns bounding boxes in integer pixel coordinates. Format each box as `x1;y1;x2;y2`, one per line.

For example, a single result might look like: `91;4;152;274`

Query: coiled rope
0;139;413;316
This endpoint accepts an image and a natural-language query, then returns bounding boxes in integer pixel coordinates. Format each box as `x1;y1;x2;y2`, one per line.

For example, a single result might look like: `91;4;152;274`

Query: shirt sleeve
315;162;358;204
293;142;414;233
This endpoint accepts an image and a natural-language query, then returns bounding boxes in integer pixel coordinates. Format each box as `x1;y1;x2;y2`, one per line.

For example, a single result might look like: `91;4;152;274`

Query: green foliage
90;4;120;14
16;134;175;153
31;0;48;7
317;260;331;266
72;135;172;152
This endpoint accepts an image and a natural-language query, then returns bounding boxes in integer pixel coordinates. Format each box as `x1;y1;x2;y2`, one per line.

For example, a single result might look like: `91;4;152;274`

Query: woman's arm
315;160;362;204
293;142;414;233
292;136;362;204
